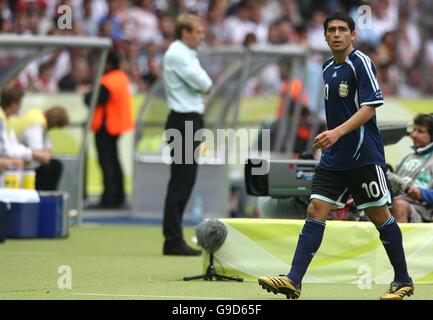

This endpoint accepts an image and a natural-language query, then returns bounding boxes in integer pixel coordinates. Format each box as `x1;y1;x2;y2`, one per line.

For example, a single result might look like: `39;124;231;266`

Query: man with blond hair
162;14;213;256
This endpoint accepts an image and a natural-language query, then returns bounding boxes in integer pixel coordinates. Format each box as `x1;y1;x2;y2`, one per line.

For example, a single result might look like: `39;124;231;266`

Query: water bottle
21;167;36;190
192;194;203;224
3;168;20;189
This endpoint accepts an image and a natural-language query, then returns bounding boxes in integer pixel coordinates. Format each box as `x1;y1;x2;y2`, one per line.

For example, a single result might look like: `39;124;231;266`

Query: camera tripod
183;253;243;282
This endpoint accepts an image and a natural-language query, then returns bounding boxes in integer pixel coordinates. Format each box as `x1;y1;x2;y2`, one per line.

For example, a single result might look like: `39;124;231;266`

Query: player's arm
313;106;375;149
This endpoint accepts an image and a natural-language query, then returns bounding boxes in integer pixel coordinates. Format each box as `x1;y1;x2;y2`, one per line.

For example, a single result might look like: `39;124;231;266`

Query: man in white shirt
0;89;33;163
162;13;212;256
0;89;47;183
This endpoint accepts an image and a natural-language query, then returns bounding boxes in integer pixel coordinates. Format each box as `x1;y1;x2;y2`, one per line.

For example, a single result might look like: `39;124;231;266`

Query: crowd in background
1;0;433;96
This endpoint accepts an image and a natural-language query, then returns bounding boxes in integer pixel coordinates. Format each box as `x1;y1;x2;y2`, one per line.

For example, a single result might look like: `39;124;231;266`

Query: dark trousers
163;111;204;245
95;125;125;206
36;159;63;191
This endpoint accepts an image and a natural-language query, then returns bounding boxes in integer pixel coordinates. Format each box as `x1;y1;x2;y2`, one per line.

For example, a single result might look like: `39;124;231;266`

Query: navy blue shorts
311;164;391;210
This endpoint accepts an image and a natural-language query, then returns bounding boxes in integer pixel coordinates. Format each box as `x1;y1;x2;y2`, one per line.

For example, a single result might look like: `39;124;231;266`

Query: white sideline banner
205;219;433;284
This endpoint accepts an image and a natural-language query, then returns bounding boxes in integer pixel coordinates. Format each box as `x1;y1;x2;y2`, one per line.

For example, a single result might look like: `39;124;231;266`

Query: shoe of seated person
380;280;414;300
163;242;202;256
258;275;301;299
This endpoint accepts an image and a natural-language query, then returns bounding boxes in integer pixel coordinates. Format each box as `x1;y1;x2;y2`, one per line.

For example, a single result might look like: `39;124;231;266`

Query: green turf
1;225;432;300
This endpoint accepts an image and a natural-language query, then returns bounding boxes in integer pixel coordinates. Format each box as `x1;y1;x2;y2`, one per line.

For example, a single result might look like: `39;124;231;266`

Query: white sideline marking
72;292;231;300
0;250;56;256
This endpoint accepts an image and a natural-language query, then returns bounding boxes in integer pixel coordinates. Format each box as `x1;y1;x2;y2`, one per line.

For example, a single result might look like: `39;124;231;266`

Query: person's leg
95;126;123;207
287;199;333;286
163;162;198;245
390;198;411;223
175;117;203;219
391;196;424;223
365;205;411;283
259;167;346;298
35;162;51;191
111;134;125;205
349;165;413;299
35;159;63;191
162;113;203;254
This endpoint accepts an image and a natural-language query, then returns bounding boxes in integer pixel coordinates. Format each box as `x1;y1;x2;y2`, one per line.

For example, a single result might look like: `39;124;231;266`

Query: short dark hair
106;50;120;69
0;88;24;109
323;12;355;33
414;113;433;141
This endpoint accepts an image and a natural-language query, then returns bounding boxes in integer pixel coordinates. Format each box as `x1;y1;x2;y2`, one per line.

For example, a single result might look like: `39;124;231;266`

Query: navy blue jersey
320;49;385;170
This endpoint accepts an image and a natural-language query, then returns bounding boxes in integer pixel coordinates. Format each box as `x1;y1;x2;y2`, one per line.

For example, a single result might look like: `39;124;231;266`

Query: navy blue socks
377;216;412;283
288;218;326;286
287;215;411;287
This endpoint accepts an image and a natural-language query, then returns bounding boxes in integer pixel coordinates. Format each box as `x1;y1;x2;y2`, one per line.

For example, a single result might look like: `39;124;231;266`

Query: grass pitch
1;224;432;300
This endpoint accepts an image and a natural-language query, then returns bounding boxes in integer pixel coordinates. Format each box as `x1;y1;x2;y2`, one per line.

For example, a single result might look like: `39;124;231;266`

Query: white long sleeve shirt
18;125;52;168
19;125;52;151
163;40;213;114
0;117;32;162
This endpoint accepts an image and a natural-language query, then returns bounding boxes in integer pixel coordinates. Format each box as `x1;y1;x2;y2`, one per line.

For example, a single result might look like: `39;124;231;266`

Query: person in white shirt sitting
0;88;68;190
10;106;69;191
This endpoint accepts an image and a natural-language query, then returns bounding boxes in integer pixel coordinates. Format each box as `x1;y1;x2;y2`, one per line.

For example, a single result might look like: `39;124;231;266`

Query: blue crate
6;202;40;238
38;192;69;238
0;202;7;243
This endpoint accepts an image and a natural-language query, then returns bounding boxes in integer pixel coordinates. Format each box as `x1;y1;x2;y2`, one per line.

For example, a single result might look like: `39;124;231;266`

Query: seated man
1;89;39;161
10;106;69;190
388;113;433;222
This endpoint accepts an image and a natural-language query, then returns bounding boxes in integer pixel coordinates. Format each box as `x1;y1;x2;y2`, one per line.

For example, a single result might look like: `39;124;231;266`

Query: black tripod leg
183;274;209;281
215;274;244;282
183;253;244;282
